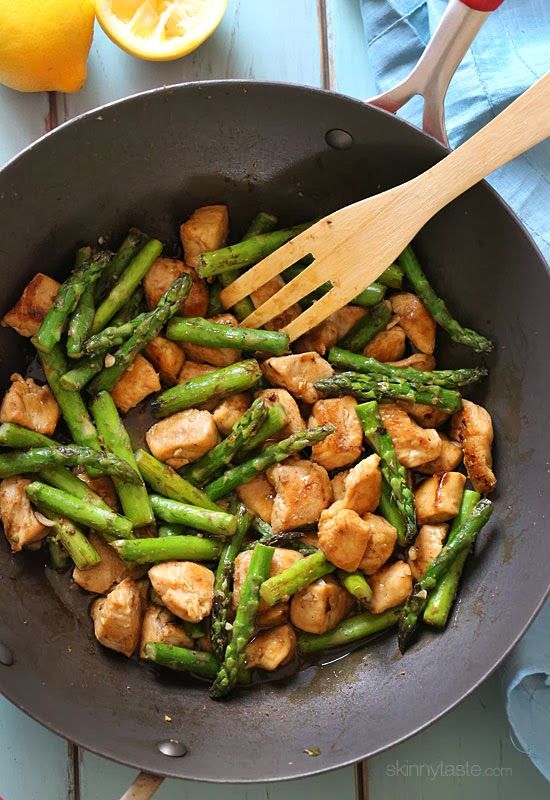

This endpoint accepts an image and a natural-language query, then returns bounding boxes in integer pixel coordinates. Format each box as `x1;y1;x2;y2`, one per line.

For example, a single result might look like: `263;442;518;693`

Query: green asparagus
149;495;237;537
298;607;401;654
66;246;95;358
48;535;70;571
144;643;219;679
281;263;387;310
206;281;224;316
158;523;188;537
166;317;290;356
0;444;141;483
337;570;372;602
94;229;147;300
108;286;145;325
377;263;404;289
134;449;223;511
234;403;287;461
111;535;221;563
50;515;102;570
260;550;335;607
59;354;103;391
337;302;391;352
378;478;407;547
247;521;316;555
83;312;148;355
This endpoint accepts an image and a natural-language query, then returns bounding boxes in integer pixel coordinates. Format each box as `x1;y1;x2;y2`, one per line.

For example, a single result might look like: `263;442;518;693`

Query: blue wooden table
0;2;548;798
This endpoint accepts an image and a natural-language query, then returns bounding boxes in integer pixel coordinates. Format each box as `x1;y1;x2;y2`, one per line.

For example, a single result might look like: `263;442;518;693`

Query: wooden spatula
220;71;550;342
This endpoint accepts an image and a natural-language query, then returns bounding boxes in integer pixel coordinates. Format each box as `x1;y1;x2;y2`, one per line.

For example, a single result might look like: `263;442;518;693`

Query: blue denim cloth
360;0;550;779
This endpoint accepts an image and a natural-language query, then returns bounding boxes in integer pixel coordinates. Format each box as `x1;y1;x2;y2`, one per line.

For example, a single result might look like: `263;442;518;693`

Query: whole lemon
0;0;95;93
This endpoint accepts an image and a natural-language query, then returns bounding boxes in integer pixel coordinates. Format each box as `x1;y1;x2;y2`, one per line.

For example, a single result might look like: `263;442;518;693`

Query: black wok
0;81;548;783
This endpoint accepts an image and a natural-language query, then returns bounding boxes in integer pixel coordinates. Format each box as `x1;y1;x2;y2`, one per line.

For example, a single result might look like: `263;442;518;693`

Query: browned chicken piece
261;352;333;404
0;373;60;435
309;397;363;470
236;473;274;523
416;434;463;475
233;548;303;611
73;532;131;593
212;393;250;435
2;273;60;337
390;292;436;354
246;623;297;671
408;523;448;581
75;470;119;510
144;336;185;386
359;513;398;575
143;257;209;318
178;360;215;383
181;313;242;367
450;399;496;494
139;604;193;659
331;470;349;501
145;408;219;469
368;562;413;614
397;401;450;429
90;577;143;657
256;388;304;438
415;472;467;524
251;275;301;331
110;355;161;414
290;575;353;634
388;353;436;371
295;306;366;356
317;501;372;571
148;561;215;623
0;476;47;552
267;459;333;532
180;205;229;270
379;403;441;468
363;325;407;362
339;454;382;515
256;603;290;629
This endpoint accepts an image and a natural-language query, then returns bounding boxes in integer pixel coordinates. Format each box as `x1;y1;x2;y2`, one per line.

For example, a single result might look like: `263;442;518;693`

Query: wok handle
119;772;164;800
367;0;505;146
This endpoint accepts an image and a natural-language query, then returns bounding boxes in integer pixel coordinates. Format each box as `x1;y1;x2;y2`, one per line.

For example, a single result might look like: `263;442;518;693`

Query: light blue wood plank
0;696;71;800
0;87;50;165
324;0;375;98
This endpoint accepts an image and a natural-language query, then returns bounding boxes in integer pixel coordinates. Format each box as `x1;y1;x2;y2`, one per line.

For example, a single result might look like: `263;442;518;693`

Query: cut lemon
95;0;227;61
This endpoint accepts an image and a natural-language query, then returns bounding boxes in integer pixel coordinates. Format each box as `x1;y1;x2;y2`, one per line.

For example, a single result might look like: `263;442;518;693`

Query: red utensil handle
460;0;504;10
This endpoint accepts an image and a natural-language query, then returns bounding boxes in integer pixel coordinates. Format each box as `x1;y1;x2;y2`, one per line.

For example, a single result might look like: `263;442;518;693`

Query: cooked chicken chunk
290;576;352;634
379;404;441;468
91;577;143;657
0;373;60;435
295;306;366;356
139;604;193;659
359;513;398;575
368;562;413;614
309;397;363;470
318;501;372;571
390;292;436;354
178;360;215;382
143;257;208;318
256;388;305;438
267;459;333;532
408;523;448;581
262;352;333;404
450;399;496;494
397;401;450;429
144;336;185;386
331;470;349;501
212;393;250;435
145;408;219;469
0;476;47;552
388;353;436;371
416;434;463;475
415;472;467;524
181;313;241;368
246;623;297;671
148;561;215;623
2;273;60;337
338;454;382;515
363;325;406;362
233;548;302;611
180;205;229;269
111;355;160;414
251;276;301;331
236;473;274;523
256;603;290;629
75;470;119;510
73;532;131;594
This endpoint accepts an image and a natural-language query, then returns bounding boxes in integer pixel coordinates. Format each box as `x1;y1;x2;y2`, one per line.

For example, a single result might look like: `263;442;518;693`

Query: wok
0;80;548;783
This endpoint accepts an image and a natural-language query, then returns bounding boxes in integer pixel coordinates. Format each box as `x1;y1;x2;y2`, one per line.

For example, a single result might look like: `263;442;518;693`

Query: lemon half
95;0;227;61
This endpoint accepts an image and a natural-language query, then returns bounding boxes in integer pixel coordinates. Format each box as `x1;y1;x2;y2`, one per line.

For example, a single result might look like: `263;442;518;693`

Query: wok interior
0;83;548;782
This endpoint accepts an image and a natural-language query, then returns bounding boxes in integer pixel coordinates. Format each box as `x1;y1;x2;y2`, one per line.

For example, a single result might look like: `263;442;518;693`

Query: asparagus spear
83;312;148;355
398;246;493;353
337;303;391;352
149;495;238;537
108;286;145;325
91;392;154;527
378;478;407;547
88;273;191;394
48;535;70;571
94;229;147;300
209;543;274;698
337;570;372;602
33;252;111;353
298;607;401;654
144;642;219;679
207;281;224;316
183;621;205;640
246;520;316;555
260;550;335;607
59;354;103;391
166;317;290;356
236;403;287;460
66;246;94;358
351;282;388;308
398;498;494;652
281;263;387;309
243;212;279;238
423;490;481;628
181;398;268;486
25;481;134;539
356;401;416;542
204;425;334;501
377;263;404;289
50;515;102;570
197;223;311;279
152;360;262;418
111;535;221;563
134;449;223;512
328;347;488;388
0;444;141;483
315;372;462;413
158;523;188;537
211;502;250;661
92;238;163;333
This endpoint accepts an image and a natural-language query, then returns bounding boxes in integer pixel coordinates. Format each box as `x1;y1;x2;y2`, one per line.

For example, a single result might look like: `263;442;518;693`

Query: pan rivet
325;129;353;150
0;643;14;666
158;740;187;757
